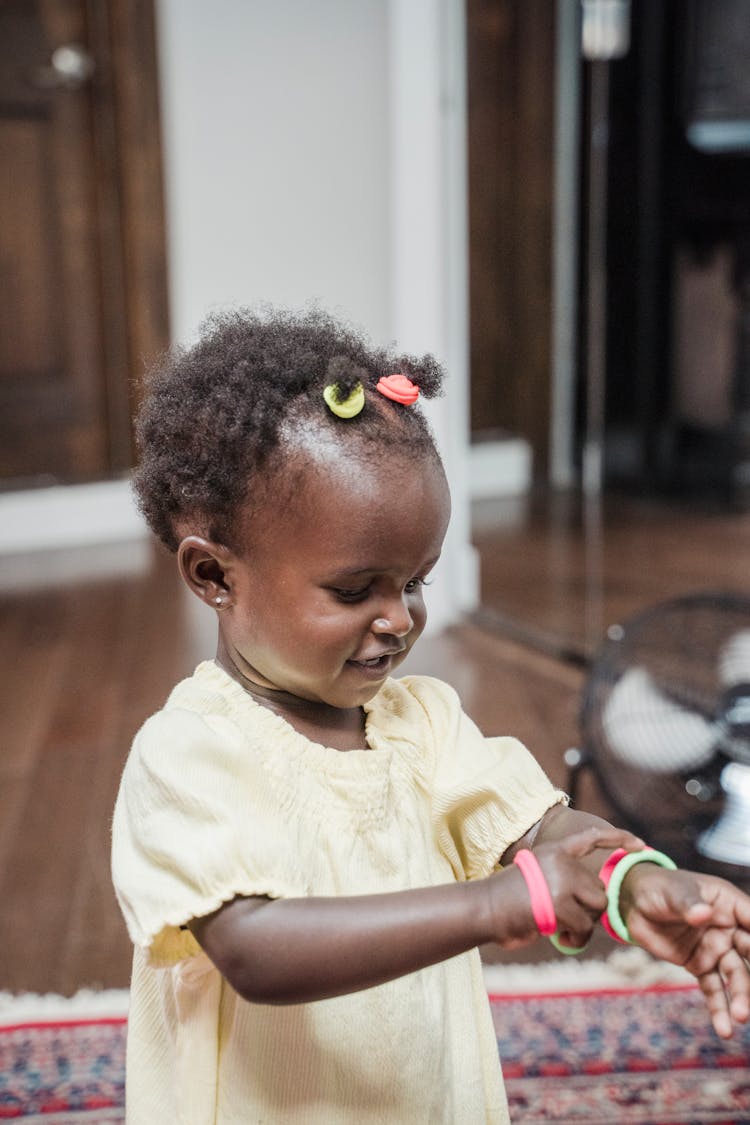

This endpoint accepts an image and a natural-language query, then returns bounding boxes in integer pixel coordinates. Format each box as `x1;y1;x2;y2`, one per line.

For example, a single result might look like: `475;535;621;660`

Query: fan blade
719;630;750;686
602;667;717;772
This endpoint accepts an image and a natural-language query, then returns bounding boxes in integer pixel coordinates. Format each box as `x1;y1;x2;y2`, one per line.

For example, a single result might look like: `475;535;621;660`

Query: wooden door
466;0;556;478
0;0;168;489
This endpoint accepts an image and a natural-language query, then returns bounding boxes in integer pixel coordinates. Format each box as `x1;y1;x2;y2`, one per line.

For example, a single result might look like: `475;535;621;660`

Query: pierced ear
177;536;233;610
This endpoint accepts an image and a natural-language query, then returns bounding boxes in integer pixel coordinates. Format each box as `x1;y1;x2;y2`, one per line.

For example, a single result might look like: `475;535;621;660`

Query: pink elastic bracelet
513;848;557;936
598;847;629;942
599;846;658;942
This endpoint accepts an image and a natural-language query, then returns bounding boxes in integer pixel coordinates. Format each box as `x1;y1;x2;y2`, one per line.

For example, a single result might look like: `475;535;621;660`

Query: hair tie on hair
376;373;419;405
323;381;365;419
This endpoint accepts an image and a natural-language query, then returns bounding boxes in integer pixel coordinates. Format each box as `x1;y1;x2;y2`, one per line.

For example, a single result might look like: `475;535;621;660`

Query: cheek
290;597;369;650
409;596;428;635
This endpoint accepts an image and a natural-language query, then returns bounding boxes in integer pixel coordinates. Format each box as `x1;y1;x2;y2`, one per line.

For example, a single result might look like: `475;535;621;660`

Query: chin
331;682;386;710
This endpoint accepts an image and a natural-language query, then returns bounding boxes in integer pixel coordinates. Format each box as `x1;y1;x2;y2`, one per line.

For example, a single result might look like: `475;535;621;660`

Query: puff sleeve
111;706;309;967
398;677;568;881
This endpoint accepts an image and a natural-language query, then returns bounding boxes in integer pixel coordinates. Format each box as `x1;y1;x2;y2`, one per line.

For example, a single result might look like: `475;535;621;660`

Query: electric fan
572;592;750;885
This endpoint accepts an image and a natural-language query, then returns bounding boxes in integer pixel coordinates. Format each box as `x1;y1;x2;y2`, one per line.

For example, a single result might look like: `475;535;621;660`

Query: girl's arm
190;825;638;1005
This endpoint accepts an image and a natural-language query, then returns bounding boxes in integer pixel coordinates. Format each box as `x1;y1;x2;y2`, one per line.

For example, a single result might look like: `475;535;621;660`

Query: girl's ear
177;536;234;610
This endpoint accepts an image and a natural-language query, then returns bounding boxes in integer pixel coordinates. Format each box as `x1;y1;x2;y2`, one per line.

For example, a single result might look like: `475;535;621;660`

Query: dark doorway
594;0;750;504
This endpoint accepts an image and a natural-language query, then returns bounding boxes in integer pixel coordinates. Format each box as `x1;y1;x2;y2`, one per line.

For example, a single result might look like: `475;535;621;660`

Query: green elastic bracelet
549;931;589;956
606;848;677;944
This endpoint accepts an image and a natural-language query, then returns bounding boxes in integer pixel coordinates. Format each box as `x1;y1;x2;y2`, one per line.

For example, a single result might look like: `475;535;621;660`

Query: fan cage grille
580;592;750;871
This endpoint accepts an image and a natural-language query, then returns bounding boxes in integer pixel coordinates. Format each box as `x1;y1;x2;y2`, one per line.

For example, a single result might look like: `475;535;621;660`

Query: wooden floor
2;487;748;994
472;489;750;663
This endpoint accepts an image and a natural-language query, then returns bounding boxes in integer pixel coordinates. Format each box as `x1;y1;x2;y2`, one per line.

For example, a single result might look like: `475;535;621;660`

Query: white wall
0;1;477;629
155;0;478;630
156;0;391;345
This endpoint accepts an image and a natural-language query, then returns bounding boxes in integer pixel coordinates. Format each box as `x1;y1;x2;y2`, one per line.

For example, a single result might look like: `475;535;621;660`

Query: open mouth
347;651;402;677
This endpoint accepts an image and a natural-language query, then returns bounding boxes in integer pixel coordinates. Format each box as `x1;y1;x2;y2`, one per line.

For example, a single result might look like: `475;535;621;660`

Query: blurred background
2;0;750;992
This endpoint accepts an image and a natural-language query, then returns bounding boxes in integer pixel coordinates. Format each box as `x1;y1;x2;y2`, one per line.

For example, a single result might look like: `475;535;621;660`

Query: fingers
699;969;734;1039
732;925;750;962
683;899;713;927
720;948;750;1027
696;950;750;1041
560;826;645;859
554;897;602;940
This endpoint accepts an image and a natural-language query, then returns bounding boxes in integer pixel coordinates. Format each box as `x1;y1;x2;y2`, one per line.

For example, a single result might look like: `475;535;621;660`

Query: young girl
112;307;750;1124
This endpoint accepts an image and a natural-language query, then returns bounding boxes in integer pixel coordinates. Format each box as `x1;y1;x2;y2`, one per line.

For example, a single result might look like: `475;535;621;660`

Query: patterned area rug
491;984;750;1124
0;991;127;1124
2;953;750;1123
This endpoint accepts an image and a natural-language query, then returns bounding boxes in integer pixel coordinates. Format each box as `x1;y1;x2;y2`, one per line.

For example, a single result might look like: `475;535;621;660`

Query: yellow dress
112;662;565;1124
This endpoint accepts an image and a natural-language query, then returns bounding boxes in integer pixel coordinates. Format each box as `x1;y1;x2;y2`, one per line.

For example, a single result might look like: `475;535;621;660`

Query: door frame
88;0;170;471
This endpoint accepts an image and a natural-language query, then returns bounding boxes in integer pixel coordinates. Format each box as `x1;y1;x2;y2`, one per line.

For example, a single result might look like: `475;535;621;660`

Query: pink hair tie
376;373;419;404
513;848;557;936
598;847;629;942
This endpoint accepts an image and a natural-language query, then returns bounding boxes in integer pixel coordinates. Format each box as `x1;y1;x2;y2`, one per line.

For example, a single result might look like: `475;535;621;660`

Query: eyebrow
327;555;442;580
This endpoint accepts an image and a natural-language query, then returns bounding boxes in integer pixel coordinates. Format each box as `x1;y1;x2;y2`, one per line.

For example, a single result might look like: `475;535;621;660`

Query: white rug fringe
0;988;129;1025
482;946;694;993
0;950;694;1021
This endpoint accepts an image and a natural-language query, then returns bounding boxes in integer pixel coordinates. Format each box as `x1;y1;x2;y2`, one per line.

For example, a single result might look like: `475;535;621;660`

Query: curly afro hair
133;306;445;552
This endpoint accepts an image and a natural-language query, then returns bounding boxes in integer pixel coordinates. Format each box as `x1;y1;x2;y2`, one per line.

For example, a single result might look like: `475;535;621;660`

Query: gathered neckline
186;660;395;761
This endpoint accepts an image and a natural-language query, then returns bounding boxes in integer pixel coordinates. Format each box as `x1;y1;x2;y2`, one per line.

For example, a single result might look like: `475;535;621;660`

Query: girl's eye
405;576;431;594
332;585;371;603
332;575;432;602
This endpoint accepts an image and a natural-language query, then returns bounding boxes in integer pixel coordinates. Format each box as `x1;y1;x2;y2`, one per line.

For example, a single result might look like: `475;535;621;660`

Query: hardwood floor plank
472;491;750;659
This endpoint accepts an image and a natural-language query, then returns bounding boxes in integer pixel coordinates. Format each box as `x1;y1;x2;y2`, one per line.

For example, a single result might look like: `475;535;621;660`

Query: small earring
214;595;226;609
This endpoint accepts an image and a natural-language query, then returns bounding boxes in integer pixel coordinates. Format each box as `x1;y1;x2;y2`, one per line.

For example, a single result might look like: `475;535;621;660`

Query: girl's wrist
476;866;535;948
468;872;506;948
605;849;677;943
619;862;658;918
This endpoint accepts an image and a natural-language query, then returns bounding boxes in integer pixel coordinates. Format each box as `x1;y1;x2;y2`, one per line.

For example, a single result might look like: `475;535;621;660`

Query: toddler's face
216;449;450;714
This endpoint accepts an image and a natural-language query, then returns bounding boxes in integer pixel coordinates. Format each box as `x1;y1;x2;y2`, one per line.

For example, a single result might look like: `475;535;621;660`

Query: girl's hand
491;826;644;952
621;865;750;1039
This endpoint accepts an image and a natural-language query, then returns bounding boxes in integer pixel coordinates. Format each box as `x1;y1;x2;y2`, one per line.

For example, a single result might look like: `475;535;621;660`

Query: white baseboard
469;437;532;499
0;479;148;555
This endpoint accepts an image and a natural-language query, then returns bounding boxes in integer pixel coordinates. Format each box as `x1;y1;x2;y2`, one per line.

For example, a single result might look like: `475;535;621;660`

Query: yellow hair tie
323;381;365;419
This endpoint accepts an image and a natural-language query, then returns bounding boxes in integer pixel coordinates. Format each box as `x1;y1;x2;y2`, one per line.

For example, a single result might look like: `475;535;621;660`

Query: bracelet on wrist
548;930;590;956
598;847;630;942
513;849;556;936
603;847;677;944
513;849;588;955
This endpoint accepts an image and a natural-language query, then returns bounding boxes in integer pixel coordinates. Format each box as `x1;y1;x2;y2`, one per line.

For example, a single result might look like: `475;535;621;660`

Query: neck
214;644;368;751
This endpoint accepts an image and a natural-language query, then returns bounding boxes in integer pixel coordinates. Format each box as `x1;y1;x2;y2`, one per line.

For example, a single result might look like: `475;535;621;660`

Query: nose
372;597;413;638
